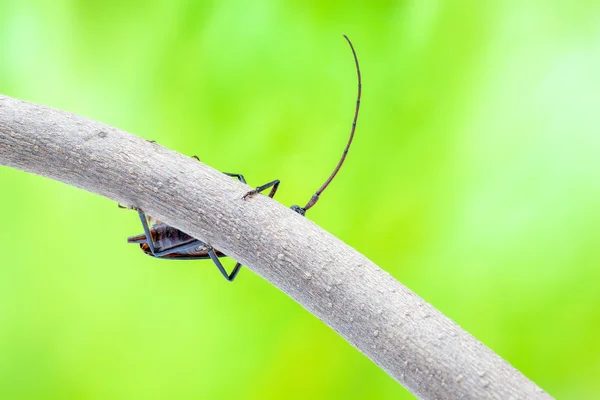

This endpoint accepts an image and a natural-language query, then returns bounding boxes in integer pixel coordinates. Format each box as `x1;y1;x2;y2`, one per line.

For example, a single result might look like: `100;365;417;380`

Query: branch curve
0;94;552;399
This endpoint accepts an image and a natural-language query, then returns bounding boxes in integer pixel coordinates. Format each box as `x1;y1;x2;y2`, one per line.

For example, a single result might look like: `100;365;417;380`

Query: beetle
125;34;361;281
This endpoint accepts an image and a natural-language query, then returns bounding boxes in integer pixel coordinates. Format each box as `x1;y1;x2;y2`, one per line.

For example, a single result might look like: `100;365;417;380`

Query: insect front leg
242;179;280;200
207;248;242;282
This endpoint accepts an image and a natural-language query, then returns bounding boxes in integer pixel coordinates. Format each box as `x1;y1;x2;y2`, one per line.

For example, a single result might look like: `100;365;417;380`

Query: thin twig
0;94;552;399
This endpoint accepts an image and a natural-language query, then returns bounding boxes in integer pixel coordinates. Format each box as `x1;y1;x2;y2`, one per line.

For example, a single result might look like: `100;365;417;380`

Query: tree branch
0;94;551;399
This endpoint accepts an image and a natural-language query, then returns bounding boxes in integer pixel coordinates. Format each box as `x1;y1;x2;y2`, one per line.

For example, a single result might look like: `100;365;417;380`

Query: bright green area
1;1;599;399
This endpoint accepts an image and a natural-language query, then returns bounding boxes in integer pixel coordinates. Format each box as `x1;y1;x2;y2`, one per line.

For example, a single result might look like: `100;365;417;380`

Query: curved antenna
301;34;362;213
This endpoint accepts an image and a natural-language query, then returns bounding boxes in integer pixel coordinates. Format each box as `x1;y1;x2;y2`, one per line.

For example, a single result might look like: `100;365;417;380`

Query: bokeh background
1;1;600;399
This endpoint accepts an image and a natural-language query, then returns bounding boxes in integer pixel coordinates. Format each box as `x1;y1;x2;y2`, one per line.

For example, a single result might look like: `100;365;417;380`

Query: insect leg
137;211;158;253
136;211;203;257
208;249;242;282
152;240;204;257
192;155;247;184
242;179;280;200
223;172;247;184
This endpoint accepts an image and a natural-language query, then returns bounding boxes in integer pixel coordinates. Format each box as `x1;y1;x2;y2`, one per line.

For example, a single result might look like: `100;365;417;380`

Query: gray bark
0;94;552;399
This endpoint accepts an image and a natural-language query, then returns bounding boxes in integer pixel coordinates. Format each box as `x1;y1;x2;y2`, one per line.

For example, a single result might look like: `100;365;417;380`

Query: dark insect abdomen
128;223;224;259
128;223;194;248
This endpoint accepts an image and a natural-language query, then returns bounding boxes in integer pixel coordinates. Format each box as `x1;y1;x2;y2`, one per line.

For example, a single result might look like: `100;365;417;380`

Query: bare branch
0;94;552;399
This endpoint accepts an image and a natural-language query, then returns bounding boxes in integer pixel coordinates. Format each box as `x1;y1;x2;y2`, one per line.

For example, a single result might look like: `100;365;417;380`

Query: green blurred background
1;1;599;399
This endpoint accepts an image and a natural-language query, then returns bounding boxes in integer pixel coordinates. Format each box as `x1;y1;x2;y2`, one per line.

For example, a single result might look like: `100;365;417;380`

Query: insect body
128;210;243;281
126;35;361;281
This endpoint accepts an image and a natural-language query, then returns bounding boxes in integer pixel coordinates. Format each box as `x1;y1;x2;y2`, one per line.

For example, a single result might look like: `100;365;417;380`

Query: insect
126;34;361;282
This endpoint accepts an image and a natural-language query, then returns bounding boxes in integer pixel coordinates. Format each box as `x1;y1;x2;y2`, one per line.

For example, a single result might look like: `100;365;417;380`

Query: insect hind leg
208;249;242;282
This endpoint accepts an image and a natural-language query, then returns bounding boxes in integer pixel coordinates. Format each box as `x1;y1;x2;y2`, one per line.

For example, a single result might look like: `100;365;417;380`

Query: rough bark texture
0;94;552;399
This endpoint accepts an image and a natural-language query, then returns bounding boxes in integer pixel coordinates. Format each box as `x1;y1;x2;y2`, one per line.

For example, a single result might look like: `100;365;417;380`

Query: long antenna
300;34;362;214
